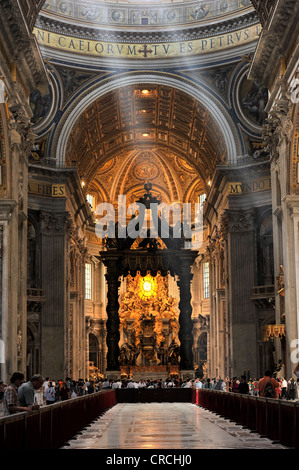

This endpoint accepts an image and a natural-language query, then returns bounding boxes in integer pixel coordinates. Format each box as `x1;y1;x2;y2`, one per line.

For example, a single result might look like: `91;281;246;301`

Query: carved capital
225;208;256;233
39;211;69;235
263;82;294;161
8;96;36;158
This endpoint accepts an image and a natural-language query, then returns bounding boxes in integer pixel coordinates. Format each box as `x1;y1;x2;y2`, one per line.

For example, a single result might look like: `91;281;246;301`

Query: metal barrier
192;389;299;448
0;390;117;449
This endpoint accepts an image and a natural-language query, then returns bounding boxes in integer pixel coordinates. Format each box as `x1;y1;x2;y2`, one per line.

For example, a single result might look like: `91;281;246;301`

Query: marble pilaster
226;208;258;377
39;210;69;379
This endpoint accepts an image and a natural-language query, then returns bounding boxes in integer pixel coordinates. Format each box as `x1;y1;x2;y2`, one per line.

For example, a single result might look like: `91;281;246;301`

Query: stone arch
51;72;242;168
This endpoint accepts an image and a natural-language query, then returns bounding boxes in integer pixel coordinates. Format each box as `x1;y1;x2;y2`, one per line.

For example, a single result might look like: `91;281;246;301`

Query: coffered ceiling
66;84;227;202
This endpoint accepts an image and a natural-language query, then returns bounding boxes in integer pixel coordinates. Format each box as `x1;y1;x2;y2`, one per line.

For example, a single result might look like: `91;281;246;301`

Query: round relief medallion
134;161;160;181
111;10;124;22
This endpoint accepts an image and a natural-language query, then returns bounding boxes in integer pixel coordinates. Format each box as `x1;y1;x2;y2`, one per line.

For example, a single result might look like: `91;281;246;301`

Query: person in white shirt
138;380;146;388
45;382;56;405
127;380;135;388
102;379;110;389
112;380;121;389
42;378;50;404
281;377;288;399
184;380;192;388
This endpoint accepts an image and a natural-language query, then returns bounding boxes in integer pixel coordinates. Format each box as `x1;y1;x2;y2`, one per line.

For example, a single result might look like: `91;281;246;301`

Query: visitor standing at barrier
224;377;230;392
3;372;36;416
231;377;239;393
238;375;249;394
45;381;56;405
280;377;288;399
70;380;78;397
77;378;86;395
287;378;297;400
253;379;259;396
258;370;280;398
18;374;44;410
276;379;282;398
195;378;203;389
59;382;71;401
0;380;7;403
204;378;212;389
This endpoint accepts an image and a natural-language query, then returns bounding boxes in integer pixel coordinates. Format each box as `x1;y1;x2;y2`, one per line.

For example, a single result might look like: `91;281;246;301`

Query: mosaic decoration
41;0;254;28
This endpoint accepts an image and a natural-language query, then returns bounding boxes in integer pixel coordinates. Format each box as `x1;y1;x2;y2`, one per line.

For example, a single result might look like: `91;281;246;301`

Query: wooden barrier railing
2;388;298;449
192;389;299;449
0;390;117;449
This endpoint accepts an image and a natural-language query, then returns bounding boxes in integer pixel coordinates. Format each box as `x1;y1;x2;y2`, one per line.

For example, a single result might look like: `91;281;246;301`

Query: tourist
59;382;71;401
42;377;50;393
85;379;90;394
112;379;121;389
253;378;259;396
258;370;280;398
184;379;193;388
45;381;56;405
18;374;44;409
276;378;282;398
238;375;249;395
0;380;7;403
102;378;110;389
195;378;203;389
214;377;223;391
248;379;254;395
70;380;78;397
3;372;35;416
231;377;239;393
126;380;135;388
287;378;297;400
66;377;71;389
224;377;230;392
204;378;212;389
280;377;288;399
87;380;95;394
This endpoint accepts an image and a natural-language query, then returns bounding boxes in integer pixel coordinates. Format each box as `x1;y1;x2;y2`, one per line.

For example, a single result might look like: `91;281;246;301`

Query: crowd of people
0;374;98;416
192;372;299;400
1;368;299;417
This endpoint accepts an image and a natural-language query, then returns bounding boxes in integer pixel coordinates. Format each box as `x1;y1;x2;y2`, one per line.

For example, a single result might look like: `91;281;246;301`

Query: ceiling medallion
134;161;160;181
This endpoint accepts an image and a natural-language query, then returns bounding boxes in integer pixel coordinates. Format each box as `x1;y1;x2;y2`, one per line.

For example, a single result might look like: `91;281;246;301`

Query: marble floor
61;403;287;450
